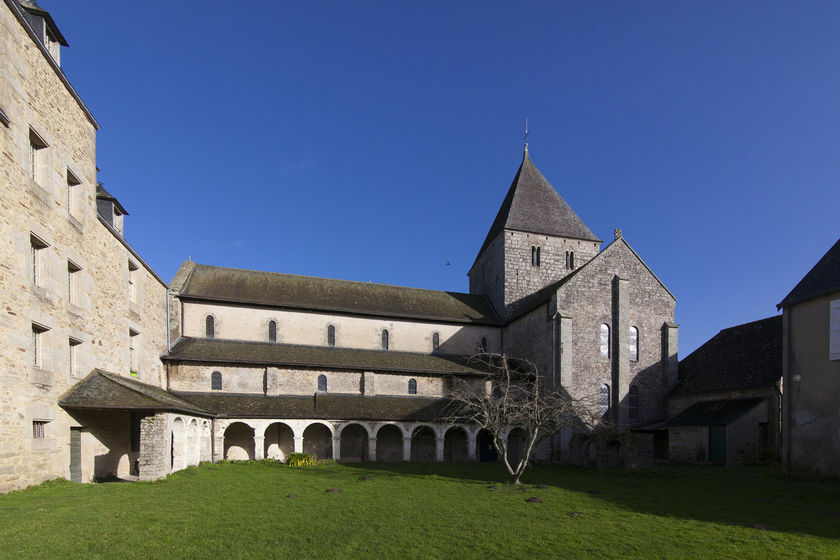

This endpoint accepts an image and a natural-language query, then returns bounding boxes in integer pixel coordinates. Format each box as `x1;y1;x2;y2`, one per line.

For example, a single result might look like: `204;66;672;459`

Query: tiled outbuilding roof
163;337;493;376
472;148;600;267
667;398;765;427
778;237;840;308
172;392;452;422
672;316;782;395
59;370;212;416
176;263;501;325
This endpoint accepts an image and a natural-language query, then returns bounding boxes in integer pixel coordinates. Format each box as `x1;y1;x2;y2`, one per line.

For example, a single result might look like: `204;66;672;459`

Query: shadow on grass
331;461;840;540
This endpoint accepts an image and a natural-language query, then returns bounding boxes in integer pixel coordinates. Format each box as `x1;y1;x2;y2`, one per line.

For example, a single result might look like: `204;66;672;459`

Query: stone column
468;430;478;461
332;437;341;461
213;434;225;462
138;413;168;481
402;436;411;462
367;437;377;461
294;436;304;453
254;436;265;460
435;437;445;462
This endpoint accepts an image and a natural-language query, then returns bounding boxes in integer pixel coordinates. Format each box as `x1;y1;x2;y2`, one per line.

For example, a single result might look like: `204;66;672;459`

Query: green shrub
286;453;317;467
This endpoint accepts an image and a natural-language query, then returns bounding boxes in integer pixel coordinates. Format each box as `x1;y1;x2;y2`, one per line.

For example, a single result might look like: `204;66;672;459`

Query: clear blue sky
46;1;840;356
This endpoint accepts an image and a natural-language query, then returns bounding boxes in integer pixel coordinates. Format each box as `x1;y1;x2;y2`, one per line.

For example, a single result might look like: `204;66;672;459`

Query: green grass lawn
0;462;838;559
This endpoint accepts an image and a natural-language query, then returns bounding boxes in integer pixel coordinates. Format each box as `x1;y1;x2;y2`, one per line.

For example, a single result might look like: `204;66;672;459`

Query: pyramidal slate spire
473;148;600;262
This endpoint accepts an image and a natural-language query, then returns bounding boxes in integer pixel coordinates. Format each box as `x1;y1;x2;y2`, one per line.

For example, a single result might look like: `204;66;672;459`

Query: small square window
32;421;47;439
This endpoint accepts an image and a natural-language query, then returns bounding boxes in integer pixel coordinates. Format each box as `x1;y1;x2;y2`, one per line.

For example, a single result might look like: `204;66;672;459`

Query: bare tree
444;354;600;485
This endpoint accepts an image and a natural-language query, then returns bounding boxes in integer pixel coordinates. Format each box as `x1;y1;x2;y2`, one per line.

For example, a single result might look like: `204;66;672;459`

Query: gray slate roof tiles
163;337;493;376
673;316;782;395
778;237;840;308
473;149;600;266
172;392;452;422
59;370;212;416
177;263;500;325
667;398;765;427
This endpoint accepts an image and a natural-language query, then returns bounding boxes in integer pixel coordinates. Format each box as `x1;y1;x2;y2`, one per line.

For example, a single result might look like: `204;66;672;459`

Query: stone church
0;0;677;491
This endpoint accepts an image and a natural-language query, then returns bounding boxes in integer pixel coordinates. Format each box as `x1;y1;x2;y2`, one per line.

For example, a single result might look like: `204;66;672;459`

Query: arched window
599;324;610;358
205;315;215;338
565;251;570;269
317;374;327;393
327;325;335;347
211;371;222;391
531;246;536;266
629;326;639;362
569;252;575;269
536;247;541;267
268;320;277;343
480;337;488;353
381;329;389;350
629;385;639;422
599;383;610;416
408;378;417;395
432;332;440;352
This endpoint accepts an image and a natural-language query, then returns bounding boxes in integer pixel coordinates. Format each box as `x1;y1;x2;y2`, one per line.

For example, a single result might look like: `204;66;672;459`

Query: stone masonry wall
0;4;167;492
181;301;501;356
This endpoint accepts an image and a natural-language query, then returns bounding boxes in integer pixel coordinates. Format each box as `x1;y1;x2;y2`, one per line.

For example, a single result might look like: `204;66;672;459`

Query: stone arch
506;427;528;467
302;423;333;459
224;422;255;460
200;421;212;462
339;423;369;462
477;429;498;462
375;423;404;462
263;422;294;462
444;426;469;462
171;417;186;472
410;425;436;462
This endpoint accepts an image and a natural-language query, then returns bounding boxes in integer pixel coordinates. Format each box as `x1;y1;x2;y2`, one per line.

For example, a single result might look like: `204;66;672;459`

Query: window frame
629;326;639;362
211;371;223;391
30;233;48;287
327;324;336;347
599;383;610;416
381;329;389;350
268;320;277;343
408;378;417;395
205;315;215;338
317;374;328;393
599;324;610;358
32;322;48;368
432;332;440;353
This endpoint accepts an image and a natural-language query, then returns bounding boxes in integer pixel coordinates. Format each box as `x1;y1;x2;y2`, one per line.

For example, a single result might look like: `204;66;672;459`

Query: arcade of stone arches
202;419;529;466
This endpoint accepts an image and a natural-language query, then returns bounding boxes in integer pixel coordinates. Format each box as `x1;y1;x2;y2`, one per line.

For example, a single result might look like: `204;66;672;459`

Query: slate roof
96;183;129;215
163;337;493;376
667;398;766;427
177;263;500;325
778;237;840;308
472;148;600;267
59;370;212;416
172;392;452;422
672;316;782;395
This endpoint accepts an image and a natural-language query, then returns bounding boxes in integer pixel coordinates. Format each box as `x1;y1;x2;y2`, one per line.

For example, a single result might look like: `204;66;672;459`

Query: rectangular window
32;421;46;439
30;234;48;286
66;168;81;216
69;337;81;377
129;329;139;375
32;323;48;368
29;128;48;183
831;299;840;361
67;260;81;304
128;260;139;303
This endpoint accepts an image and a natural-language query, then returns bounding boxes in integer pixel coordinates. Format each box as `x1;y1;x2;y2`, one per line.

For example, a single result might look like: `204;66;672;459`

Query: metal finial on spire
523;116;531;156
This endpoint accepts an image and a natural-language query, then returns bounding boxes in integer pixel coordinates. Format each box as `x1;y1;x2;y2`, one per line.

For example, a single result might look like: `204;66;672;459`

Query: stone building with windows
1;0;680;489
0;0;178;492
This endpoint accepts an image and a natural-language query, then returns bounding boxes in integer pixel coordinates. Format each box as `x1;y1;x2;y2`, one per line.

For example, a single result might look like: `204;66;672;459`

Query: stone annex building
0;0;680;491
